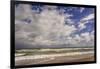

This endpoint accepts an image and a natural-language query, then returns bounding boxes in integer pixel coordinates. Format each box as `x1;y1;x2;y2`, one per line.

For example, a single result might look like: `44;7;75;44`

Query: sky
15;3;95;48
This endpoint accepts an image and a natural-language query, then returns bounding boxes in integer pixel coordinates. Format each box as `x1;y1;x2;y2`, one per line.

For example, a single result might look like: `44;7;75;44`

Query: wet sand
15;53;94;66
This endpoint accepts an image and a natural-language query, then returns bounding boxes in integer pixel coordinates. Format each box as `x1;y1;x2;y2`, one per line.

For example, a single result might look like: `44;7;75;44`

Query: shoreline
15;51;94;66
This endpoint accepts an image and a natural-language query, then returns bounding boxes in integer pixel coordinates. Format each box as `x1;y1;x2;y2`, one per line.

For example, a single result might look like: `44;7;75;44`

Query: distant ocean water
15;50;94;61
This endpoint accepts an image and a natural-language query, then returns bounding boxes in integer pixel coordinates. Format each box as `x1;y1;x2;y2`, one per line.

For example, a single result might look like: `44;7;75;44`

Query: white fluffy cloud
75;12;95;46
65;32;94;47
78;23;86;30
15;4;94;47
15;4;77;45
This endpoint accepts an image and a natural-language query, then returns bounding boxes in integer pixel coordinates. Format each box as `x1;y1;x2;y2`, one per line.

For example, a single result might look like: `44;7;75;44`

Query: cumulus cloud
68;32;94;47
76;13;94;46
15;4;77;46
78;23;86;30
15;4;94;48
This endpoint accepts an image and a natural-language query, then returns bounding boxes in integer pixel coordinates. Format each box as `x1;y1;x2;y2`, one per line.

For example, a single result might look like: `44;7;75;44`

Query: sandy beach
15;51;94;66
